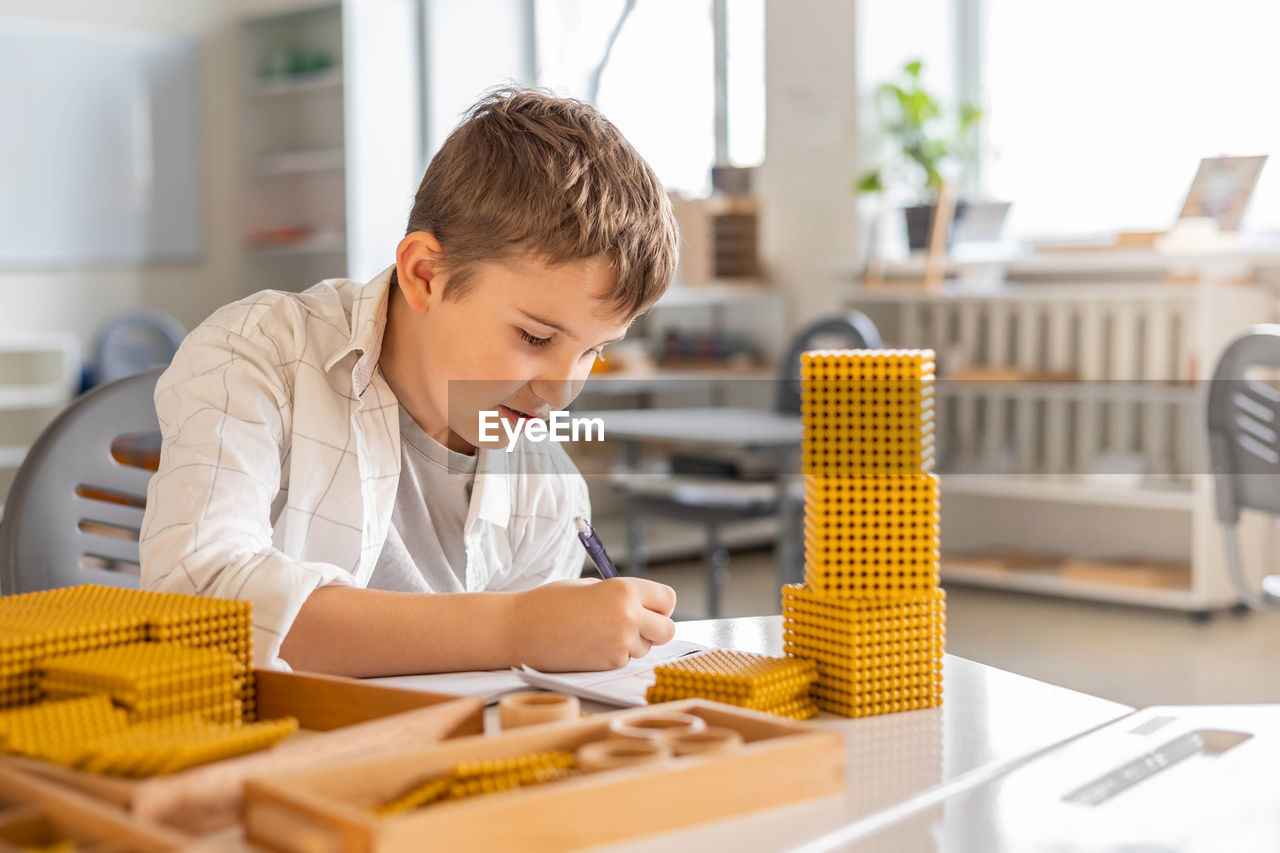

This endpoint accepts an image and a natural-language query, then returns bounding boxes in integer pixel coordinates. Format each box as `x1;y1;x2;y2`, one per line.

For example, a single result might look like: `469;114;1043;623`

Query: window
535;0;764;196
981;0;1280;237
724;0;764;168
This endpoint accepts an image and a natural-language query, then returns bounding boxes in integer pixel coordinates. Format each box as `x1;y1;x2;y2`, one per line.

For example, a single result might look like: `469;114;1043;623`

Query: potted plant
856;59;996;251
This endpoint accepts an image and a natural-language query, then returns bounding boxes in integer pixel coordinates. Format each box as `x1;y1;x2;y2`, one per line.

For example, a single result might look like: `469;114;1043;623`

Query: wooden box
8;669;483;835
244;699;845;852
0;763;191;851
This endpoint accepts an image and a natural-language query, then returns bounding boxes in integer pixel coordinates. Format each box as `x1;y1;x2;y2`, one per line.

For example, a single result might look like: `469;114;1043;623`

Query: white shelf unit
830;241;1280;285
239;2;347;295
844;278;1274;614
0;334;80;509
245;65;343;98
238;0;422;293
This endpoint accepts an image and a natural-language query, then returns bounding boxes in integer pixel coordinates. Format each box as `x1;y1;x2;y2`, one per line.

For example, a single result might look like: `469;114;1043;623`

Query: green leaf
959;102;984;132
855;170;883;194
862;56;982;201
921;139;949;161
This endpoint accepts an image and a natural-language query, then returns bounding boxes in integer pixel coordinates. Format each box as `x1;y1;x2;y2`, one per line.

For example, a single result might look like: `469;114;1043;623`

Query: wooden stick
922;182;955;292
861;192;888;288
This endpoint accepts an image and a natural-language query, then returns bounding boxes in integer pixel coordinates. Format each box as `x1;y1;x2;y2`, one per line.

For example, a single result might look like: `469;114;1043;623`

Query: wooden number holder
6;670;484;836
0;763;191;851
243;699;845;853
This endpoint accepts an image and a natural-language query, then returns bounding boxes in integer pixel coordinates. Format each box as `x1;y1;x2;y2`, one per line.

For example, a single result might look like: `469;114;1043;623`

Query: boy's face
385;239;631;455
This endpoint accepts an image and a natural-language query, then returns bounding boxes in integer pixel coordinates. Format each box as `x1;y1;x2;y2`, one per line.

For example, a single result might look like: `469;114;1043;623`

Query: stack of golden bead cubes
0;584;297;776
783;350;946;718
645;650;817;719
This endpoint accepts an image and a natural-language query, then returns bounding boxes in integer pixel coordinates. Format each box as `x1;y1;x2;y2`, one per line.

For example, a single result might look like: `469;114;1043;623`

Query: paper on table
515;639;708;707
364;640;709;706
367;669;530;704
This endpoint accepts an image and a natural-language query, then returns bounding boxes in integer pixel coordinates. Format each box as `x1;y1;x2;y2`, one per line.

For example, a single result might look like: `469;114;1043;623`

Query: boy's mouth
498;404;546;426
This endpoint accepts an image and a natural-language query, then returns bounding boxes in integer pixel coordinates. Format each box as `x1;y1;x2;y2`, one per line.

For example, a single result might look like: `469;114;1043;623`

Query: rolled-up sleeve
139;314;356;668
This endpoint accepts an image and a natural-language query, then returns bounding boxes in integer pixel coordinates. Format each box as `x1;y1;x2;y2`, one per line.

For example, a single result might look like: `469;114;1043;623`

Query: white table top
574;407;802;449
840;703;1280;852
598;616;1132;853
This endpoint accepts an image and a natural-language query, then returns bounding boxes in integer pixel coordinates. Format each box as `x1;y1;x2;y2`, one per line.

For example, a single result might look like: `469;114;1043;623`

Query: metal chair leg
705;523;730;618
779;488;805;586
625;501;647;579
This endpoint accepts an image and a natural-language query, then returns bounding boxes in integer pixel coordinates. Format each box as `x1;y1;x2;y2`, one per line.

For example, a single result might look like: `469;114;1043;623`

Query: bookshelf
238;0;421;293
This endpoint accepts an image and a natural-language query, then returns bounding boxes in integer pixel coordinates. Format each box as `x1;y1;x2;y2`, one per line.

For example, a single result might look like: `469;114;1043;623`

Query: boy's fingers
629;635;653;660
630;579;678;616
637;610;676;646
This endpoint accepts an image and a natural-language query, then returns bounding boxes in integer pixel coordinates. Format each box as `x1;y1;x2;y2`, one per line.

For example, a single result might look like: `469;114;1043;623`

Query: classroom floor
649;546;1280;710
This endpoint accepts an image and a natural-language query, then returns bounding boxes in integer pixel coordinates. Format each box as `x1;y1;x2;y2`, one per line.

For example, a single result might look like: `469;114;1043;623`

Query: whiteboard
0;20;201;266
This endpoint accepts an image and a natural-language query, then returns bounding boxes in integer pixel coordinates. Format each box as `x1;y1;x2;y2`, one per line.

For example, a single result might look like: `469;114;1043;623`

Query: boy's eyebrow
518;310;571;334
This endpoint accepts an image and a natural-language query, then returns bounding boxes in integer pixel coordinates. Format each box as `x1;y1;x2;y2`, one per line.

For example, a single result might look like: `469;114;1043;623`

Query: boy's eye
518;329;552;348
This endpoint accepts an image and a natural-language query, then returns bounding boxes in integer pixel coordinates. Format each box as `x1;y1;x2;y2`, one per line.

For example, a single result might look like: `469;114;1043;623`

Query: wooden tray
244;699;845;852
8;669;483;835
0;763;191;851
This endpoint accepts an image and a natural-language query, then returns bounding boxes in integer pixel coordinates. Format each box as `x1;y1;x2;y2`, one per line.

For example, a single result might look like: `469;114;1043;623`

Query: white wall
0;0;243;356
756;0;861;330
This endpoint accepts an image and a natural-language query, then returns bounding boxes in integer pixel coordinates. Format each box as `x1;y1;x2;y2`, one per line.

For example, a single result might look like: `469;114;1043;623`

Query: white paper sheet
366;640;709;706
515;640;709;707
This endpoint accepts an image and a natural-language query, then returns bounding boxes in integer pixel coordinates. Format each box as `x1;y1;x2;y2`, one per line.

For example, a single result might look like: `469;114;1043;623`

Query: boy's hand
507;578;677;672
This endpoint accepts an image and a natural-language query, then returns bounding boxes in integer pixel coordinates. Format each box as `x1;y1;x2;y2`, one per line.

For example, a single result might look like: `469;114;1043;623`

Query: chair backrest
1207;325;1280;525
775;312;884;415
0;368;164;594
92;310;185;386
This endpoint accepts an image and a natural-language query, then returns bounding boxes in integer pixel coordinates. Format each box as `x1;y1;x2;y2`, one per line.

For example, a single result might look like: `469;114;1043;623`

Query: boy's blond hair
395;87;678;318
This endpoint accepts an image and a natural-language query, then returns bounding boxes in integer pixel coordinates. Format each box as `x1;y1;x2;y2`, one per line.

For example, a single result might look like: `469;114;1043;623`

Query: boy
139;88;680;676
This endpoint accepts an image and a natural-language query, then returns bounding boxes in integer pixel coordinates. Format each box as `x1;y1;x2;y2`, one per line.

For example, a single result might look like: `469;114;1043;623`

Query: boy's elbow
138;529;262;597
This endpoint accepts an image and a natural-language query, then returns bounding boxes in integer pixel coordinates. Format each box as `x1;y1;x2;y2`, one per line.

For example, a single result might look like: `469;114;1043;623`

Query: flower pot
903;202;967;251
903;201;1010;251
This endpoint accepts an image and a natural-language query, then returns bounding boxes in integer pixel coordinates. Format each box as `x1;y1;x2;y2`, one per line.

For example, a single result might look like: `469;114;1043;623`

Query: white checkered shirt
139;266;590;668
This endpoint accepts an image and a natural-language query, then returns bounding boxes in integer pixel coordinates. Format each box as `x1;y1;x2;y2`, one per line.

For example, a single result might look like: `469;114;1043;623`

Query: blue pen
575;516;619;579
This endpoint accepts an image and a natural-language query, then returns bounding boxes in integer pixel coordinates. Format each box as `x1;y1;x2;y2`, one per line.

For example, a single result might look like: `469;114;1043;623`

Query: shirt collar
324;264;395;395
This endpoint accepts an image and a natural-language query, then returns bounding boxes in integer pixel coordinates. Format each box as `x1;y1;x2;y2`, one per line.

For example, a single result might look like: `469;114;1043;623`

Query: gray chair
92;309;185;386
0;368;163;595
620;312;882;617
1207;325;1280;609
774;312;884;416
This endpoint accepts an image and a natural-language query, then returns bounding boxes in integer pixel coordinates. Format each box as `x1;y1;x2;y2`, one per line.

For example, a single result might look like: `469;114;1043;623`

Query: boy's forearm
278;586;518;677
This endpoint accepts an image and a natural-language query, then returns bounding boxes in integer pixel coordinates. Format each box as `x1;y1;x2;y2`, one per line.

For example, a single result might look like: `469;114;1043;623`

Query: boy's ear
395;232;445;313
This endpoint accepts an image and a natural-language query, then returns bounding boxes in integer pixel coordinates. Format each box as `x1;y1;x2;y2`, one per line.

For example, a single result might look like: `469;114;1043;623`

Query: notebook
367;639;709;706
515;640;708;707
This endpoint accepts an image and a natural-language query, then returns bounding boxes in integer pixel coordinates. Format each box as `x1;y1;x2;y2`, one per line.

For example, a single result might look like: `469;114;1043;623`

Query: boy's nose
529;375;574;411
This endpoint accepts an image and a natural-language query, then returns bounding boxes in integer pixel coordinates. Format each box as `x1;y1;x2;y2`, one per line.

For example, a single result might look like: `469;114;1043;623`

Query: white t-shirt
368;405;477;592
